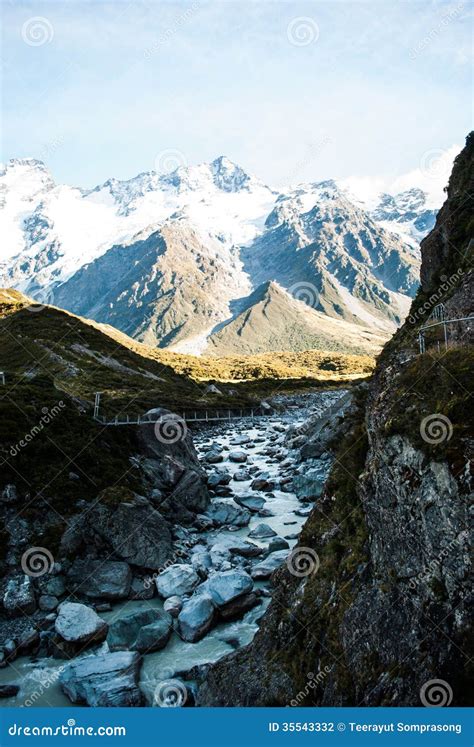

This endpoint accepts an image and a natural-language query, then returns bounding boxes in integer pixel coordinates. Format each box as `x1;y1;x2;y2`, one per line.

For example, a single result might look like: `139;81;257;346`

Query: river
0;390;344;707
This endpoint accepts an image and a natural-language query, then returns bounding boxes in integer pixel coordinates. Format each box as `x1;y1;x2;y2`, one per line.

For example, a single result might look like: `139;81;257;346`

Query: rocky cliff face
0;291;214;655
197;133;473;706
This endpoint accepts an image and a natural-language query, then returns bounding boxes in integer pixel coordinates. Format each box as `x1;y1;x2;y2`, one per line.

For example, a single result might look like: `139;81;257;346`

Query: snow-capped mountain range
0;154;448;355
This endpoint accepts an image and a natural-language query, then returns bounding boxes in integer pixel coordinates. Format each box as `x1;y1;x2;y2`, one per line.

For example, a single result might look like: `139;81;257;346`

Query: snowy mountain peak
209;155;254;192
0;157;54;192
1;157;50;173
0;158;55;251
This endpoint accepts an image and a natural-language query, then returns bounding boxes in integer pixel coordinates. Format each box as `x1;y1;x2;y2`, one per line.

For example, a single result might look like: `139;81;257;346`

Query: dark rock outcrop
59;651;143;706
197;133;473;707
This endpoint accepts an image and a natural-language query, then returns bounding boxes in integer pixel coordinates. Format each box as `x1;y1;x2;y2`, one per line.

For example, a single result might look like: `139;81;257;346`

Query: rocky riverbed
0;389;350;707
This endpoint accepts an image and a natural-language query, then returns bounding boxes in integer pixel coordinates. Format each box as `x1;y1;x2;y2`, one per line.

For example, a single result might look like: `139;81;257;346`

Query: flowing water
0;391;342;707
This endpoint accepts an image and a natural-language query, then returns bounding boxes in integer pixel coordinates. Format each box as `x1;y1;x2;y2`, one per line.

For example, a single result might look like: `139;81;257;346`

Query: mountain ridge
0;152;452;355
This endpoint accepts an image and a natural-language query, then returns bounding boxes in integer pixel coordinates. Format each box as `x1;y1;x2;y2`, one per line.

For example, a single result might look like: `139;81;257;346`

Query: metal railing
418;316;474;354
93;400;270;426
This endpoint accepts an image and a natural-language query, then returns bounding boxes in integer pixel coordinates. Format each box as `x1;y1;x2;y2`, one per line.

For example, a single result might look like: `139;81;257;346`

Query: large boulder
3;576;36;617
206;502;250;527
250;478;274;492
234;494;266;512
67;559;132;600
208;571;253;607
60;651;143;706
155;565;200;599
107;609;171;652
250;550;288;580
248;523;276;539
0;684;19;698
292;464;329;499
219;592;260;621
54;602;108;651
210;535;263;558
178;595;216;642
207;471;231;488
268;537;290;552
163;596;182;617
229;450;248;463
86;492;173;570
204;450;224;464
134;618;173;653
170;469;210;513
137;409;211;515
230;435;251;445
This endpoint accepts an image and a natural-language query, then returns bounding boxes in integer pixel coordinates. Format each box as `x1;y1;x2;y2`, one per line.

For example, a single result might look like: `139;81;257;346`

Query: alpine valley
0;154;442;356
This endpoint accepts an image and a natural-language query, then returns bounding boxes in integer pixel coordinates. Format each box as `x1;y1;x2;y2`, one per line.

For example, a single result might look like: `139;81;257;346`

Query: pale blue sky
1;0;472;188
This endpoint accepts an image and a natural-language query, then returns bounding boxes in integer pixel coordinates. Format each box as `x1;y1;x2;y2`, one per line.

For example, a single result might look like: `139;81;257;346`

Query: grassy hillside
0;289;372;547
148;348;374;382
